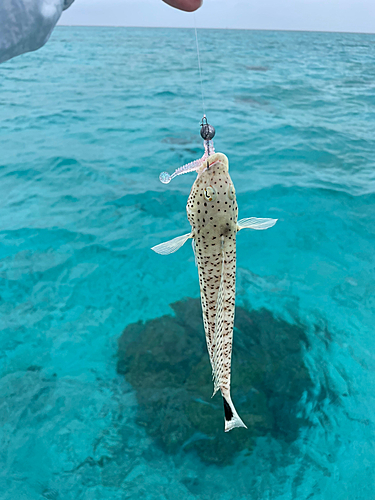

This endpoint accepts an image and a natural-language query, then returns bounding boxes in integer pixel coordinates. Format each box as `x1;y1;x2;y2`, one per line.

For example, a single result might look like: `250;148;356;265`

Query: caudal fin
223;396;247;432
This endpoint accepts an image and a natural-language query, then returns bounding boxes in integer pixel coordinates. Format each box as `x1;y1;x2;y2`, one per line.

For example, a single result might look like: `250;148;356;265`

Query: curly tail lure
159;116;216;184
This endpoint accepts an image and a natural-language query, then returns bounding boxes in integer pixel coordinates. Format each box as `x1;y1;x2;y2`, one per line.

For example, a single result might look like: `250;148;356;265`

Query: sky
58;0;375;33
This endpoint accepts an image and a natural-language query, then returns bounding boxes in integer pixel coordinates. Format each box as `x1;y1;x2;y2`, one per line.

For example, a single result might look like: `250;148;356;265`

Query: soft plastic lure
152;118;278;431
159;117;215;184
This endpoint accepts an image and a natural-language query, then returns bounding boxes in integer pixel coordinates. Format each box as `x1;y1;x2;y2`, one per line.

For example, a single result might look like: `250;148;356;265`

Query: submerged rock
117;298;313;465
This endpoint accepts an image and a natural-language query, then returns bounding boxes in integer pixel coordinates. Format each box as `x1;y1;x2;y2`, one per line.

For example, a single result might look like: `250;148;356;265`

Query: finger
162;0;203;12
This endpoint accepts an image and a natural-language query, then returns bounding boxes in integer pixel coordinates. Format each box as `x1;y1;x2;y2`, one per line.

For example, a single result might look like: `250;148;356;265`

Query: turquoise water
1;26;375;499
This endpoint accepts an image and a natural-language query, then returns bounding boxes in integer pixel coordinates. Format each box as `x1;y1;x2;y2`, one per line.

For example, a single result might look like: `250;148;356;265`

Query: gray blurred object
0;0;75;64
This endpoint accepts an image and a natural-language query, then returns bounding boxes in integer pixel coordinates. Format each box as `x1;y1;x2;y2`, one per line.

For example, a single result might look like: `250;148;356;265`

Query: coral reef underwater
117;298;314;465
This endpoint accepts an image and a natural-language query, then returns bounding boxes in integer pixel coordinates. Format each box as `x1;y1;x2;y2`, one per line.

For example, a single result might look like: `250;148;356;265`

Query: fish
152;148;277;431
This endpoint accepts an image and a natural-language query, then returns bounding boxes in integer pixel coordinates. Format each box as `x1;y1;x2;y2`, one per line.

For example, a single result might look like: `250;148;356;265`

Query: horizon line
57;25;375;35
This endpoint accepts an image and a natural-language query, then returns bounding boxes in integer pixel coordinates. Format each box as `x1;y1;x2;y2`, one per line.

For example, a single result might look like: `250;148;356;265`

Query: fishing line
194;14;206;118
158;16;215;184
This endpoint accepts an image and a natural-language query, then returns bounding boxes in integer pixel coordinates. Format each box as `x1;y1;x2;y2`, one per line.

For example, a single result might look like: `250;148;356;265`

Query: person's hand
162;0;202;12
0;0;203;64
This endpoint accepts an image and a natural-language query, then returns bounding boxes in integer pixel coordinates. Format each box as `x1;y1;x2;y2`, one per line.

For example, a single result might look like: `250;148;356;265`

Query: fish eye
204;185;217;201
227;185;235;200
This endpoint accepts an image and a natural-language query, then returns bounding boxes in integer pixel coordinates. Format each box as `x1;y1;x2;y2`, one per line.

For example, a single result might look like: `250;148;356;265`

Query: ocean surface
1;26;375;499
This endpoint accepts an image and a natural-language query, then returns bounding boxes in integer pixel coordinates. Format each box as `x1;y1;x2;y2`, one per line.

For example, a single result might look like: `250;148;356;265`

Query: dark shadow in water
246;66;269;71
161;135;196;145
234;96;266;106
117;298;314;465
233;96;274;114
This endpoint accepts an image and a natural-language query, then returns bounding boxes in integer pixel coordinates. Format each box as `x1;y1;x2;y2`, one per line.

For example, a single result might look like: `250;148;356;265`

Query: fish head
186;152;237;224
197;152;229;177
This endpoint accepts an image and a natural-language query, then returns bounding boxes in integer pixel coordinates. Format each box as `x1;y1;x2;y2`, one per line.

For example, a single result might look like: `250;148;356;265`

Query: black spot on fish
223;397;233;421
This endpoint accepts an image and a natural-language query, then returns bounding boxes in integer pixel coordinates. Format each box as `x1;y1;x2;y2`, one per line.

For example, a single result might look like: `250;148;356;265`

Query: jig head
159;116;216;184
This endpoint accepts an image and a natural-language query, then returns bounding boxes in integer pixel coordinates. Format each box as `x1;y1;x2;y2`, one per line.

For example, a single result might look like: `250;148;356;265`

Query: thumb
161;0;203;12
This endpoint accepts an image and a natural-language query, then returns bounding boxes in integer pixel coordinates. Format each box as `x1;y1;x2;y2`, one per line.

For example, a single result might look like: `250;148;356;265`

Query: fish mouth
198;153;229;176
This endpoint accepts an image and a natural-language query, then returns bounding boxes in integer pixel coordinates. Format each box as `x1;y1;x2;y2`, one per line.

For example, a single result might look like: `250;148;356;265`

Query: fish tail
222;392;247;432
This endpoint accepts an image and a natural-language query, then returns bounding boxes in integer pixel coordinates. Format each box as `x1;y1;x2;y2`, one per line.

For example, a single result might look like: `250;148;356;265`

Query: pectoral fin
237;217;278;231
151;232;192;255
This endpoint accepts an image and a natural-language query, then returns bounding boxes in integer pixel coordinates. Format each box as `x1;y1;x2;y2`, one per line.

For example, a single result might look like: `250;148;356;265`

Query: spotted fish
152;150;277;431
